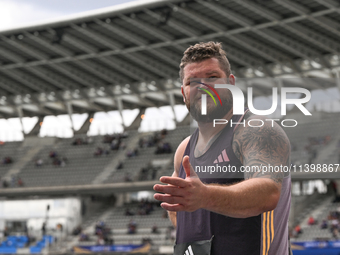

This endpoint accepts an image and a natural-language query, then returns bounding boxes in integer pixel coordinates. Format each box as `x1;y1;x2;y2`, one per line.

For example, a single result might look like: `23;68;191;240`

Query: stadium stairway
104;126;189;183
4;145;43;180
92;131;139;184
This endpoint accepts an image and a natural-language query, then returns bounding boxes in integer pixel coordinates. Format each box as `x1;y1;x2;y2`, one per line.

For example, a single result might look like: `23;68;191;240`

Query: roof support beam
23;32;74;58
70;24;123;50
1;69;52;92
0;76;30;94
119;14;186;52
273;0;340;39
95;19;149;46
230;0;336;69
26;66;77;90
143;8;201;37
1;6;339;77
95;18;180;67
198;1;321;61
235;0;281;21
0;48;25;63
283;23;340;54
123;52;177;78
0;35;49;60
52;64;100;87
100;56;158;82
168;3;226;32
43;31;133;85
62;33;99;54
75;60;132;85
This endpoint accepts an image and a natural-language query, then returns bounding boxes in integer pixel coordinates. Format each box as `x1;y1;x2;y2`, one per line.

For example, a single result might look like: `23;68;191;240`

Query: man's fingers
153;193;185;205
182;155;198;178
153;184;183;197
159;176;187;187
160;203;185;212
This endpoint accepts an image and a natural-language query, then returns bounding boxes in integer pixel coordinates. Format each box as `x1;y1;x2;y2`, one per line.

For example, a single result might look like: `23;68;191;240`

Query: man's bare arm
154;116;290;218
166;136;190;227
202;115;290;217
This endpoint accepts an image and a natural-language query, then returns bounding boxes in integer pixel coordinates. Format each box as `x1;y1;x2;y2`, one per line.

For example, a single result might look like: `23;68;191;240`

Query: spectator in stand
126;149;134;158
4;227;9;237
42;222;46;236
79;232;89;242
2;157;12;165
125;208;134;216
321;219;328;229
49;151;57;158
138;137;144;148
152;224;159;234
127;219;137;234
155;142;172;154
35;158;43;167
72;225;82;236
72;138;84;145
116;161;123;170
94;147;103;156
17;177;24;187
160;128;168;138
308;216;316;225
138;167;148;181
124;173;132;182
142;237;152;245
53;157;61;166
96;232;105;245
331;181;338;195
293;225;302;237
2;179;8;188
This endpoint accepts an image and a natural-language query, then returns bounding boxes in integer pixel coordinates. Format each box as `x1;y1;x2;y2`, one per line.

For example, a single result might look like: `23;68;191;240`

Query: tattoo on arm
232;116;290;184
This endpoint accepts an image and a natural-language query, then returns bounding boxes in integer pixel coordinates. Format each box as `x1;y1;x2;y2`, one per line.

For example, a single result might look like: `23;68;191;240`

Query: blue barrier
29;247;42;254
29;235;54;254
292;241;340;255
293;249;340;255
0;247;17;254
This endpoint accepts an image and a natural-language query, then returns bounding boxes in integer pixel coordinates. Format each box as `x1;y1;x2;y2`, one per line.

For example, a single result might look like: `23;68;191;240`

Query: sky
0;0;134;31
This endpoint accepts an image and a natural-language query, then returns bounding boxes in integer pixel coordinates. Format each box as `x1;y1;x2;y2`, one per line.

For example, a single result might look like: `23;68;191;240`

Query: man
153;42;291;255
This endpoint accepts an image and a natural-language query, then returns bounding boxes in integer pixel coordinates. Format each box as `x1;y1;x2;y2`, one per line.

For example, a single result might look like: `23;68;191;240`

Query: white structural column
168;92;178;124
16;106;25;137
116;97;125;128
66;101;75;133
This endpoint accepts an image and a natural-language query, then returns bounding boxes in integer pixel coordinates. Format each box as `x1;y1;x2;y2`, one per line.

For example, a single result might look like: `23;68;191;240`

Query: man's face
181;58;235;123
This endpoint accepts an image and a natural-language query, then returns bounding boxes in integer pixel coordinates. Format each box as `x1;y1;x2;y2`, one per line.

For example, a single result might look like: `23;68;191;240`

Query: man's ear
228;74;236;85
181;86;186;103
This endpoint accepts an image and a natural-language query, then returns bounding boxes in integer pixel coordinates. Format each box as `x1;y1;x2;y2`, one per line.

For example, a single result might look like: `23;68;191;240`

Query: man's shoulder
175;136;191;160
235;111;289;139
174;136;191;174
232;111;291;165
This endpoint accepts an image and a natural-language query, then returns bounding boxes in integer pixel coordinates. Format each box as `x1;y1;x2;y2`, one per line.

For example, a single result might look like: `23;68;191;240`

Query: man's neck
197;109;233;144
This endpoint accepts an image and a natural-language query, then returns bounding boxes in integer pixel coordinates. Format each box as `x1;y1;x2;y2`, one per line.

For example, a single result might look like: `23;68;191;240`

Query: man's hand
153;155;207;212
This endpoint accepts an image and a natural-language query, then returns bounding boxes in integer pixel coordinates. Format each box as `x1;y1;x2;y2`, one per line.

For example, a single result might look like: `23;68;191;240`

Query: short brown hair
179;41;231;81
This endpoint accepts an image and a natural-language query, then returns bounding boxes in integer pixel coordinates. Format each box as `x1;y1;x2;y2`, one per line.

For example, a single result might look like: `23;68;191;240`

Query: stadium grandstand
0;0;340;254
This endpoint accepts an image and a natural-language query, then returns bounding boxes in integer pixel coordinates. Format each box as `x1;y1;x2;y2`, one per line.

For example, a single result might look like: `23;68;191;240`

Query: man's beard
185;92;233;123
